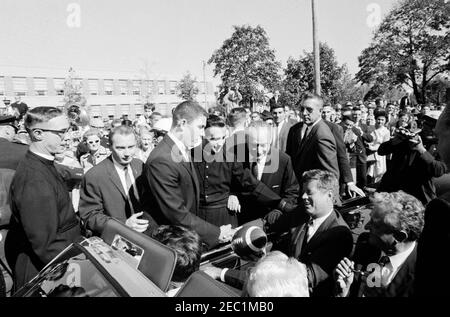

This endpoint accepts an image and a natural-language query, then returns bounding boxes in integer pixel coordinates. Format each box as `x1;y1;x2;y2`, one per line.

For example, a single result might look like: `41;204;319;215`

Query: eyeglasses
33;127;70;137
88;140;100;145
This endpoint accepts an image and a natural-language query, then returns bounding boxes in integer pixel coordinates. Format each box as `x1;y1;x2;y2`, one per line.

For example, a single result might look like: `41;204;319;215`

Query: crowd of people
0;89;449;297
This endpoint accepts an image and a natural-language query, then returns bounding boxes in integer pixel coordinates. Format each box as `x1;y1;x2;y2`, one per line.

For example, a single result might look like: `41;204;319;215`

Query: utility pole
202;60;208;110
311;0;321;95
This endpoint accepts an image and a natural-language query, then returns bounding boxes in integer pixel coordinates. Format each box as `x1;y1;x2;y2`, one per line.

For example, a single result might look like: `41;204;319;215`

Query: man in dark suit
286;92;340;183
415;95;450;297
271;102;293;153
193;115;284;228
207;169;352;296
321;108;366;198
238;120;299;224
335;191;424;297
79;125;158;237
268;90;281;109
146;101;235;249
0;116;28;170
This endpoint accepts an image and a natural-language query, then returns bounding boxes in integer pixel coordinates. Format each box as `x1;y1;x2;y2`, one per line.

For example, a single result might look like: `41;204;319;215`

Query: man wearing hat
0;115;28;294
0;116;28;170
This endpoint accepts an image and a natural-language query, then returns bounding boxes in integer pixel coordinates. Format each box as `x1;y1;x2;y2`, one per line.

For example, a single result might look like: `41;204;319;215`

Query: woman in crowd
79;128;110;173
366;111;391;184
135;126;155;163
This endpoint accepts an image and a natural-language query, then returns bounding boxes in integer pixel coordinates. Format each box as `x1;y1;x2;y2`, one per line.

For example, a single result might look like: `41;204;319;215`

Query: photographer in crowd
376;120;447;204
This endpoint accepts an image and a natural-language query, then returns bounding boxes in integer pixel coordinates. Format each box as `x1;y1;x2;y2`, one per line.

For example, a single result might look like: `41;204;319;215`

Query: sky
0;0;399;84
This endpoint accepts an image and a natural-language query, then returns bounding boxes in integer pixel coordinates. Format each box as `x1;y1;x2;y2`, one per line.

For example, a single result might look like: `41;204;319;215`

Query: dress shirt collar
382;241;416;276
310;209;333;230
168;131;189;161
307;118;322;128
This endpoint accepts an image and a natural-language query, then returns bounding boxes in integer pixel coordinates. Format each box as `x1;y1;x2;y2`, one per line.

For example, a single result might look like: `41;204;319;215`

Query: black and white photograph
0;0;449;304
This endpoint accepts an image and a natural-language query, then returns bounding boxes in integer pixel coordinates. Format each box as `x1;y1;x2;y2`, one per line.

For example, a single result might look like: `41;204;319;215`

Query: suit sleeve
378;139;396;156
14;178;74;265
224;269;248;290
419;151;448;177
79;171;110;235
317;136;340;179
332;125;353;184
231;162;282;208
146;158;220;248
305;226;353;289
285;126;295;158
281;156;299;204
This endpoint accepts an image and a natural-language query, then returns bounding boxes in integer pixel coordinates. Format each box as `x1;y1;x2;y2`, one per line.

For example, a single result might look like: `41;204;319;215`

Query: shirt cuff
220;268;229;282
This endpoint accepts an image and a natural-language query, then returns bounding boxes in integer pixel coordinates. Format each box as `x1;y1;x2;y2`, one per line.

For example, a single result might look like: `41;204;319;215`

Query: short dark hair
24;106;63;130
301;169;338;194
121;119;133;127
171;101;207;128
227;109;247;128
108;125;136;145
152;225;202;283
206;114;226;129
374;110;387;120
144;103;155;111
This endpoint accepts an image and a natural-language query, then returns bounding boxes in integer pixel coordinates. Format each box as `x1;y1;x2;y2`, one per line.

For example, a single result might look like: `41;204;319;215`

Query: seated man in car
335;191;424;297
152;225;203;296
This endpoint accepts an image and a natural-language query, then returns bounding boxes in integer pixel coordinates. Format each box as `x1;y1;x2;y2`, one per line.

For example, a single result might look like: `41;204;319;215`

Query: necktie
252;162;259;179
124;166;138;217
379;255;392;287
299;126;310;149
306;218;315;242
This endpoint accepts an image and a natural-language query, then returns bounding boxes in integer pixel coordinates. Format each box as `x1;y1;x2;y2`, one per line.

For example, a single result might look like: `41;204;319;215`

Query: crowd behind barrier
0;90;449;297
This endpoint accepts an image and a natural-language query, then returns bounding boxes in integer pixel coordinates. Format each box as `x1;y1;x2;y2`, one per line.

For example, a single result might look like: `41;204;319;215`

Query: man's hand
125;212;149;233
218;224;236;243
346;182;366;198
410;135;426;154
201;265;223;280
334;257;355;297
227;195;241;213
264;209;283;225
278;199;297;213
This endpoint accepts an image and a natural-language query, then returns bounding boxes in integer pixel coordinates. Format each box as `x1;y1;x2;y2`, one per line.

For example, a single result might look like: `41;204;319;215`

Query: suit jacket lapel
305;211;337;250
106;156;127;199
298;121;320;154
291;223;308;259
385;244;417;296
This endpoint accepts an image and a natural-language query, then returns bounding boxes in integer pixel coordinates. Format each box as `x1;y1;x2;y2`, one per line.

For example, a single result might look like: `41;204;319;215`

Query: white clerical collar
30;149;55;161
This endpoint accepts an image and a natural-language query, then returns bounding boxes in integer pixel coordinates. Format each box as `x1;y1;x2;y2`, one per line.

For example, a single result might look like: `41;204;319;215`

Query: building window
34;78;48;96
169;81;177;95
158;81;165;95
54;78;65;96
88;79;99;95
104;80;114;95
12;77;27;96
132;80;141;95
118;80;128;95
0;77;5;96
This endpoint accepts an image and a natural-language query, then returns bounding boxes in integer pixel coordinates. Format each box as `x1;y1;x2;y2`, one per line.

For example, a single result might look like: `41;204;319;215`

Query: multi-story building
0;66;216;119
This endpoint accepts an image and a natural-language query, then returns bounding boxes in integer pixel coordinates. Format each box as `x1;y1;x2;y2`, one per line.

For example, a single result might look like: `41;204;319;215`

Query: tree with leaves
177;72;199;101
356;0;450;104
282;42;348;105
63;67;87;110
208;25;282;108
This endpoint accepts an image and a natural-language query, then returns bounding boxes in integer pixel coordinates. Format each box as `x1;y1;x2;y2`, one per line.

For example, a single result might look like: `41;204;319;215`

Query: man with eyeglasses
5;107;82;291
286;92;340;187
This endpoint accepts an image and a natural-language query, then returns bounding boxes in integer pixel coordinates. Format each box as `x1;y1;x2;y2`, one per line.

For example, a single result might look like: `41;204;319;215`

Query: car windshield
16;243;121;297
